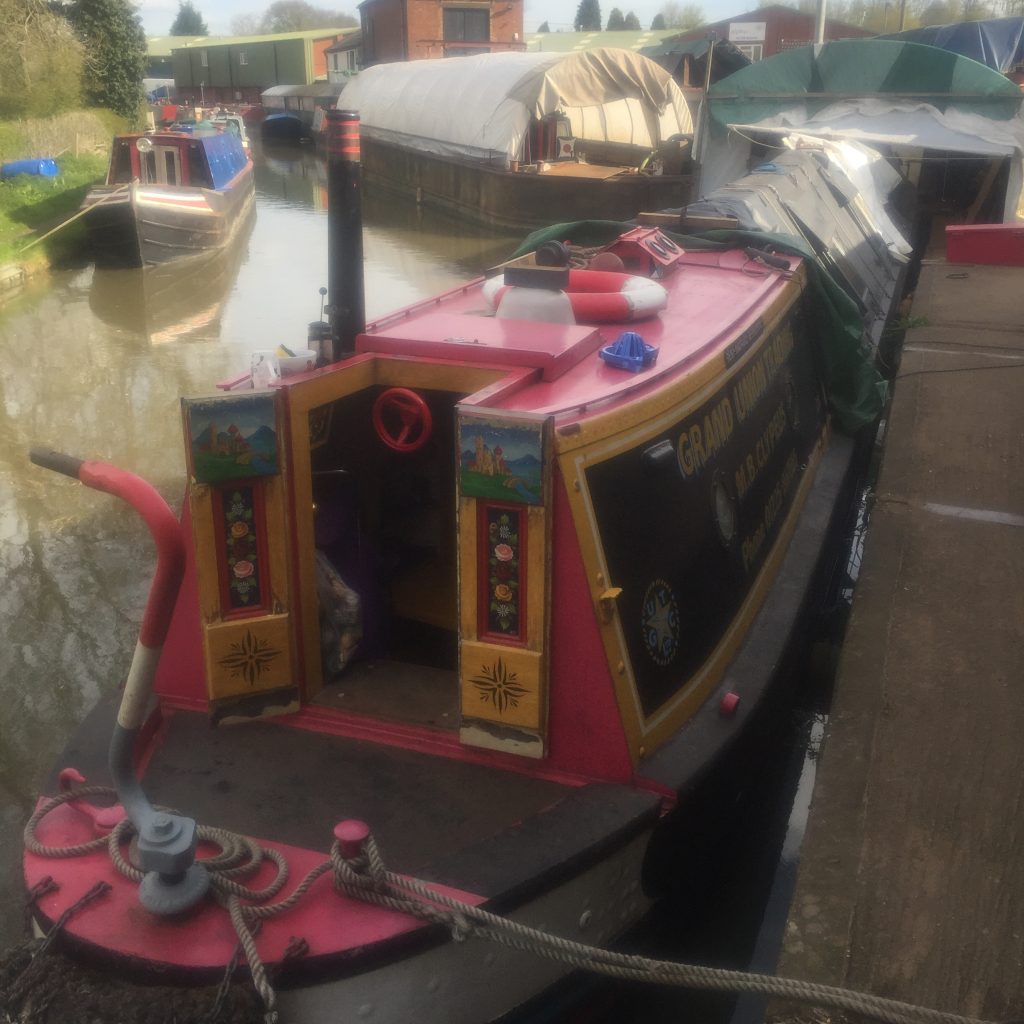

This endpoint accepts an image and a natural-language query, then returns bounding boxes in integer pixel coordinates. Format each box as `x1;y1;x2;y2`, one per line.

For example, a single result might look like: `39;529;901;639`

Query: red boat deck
360;250;800;418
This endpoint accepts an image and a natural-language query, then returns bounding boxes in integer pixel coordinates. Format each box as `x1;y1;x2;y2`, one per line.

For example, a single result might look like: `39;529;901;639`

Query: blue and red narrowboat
81;129;255;268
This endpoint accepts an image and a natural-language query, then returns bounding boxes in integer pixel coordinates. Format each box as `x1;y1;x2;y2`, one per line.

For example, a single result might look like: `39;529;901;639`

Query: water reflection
0;142;520;945
89;208;256;346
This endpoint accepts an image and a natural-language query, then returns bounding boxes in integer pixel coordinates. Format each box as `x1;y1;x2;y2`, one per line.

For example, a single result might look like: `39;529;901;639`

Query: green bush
0;0;84;119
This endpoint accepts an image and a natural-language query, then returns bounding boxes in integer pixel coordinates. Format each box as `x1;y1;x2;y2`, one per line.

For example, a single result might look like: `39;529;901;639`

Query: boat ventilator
20;789;1004;1024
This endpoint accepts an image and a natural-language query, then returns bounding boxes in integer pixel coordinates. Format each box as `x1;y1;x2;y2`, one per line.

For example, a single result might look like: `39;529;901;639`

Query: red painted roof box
603;227;685;277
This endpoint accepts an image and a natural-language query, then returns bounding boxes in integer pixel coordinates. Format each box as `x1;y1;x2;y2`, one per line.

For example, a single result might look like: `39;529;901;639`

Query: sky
136;0;753;38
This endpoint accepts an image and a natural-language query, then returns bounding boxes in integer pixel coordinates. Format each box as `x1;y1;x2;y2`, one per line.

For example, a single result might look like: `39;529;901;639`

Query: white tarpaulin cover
701;41;1024;220
701;99;1024;220
336;48;693;163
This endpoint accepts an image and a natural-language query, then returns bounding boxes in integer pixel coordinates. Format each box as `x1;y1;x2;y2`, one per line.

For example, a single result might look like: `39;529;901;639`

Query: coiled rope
23;787;1007;1024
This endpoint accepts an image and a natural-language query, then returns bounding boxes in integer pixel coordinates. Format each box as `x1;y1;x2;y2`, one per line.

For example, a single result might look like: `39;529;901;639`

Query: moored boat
210;112;252;153
19;112;900;1023
82;129;255;268
335;48;695;229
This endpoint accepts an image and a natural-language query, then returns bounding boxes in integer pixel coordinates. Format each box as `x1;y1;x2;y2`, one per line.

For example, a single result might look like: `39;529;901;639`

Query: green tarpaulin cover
707;38;1023;129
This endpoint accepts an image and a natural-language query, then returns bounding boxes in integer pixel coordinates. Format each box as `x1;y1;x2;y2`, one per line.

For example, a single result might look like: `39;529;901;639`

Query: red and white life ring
483;269;668;324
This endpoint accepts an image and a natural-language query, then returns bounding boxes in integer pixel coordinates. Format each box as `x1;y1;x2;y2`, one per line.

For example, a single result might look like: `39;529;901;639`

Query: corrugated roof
523;30;677;53
165;27;357;50
148;36;210;56
262;82;345;97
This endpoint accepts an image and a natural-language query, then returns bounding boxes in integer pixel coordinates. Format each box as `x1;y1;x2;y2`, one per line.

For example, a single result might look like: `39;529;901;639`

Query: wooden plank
965;158;1003;224
681;212;740;231
535;162;630;180
637;211;682;228
638;211;739;232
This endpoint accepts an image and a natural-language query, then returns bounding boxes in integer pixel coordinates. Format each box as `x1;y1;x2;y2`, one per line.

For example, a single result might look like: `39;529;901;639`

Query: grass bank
0;109;125;269
0;153;109;265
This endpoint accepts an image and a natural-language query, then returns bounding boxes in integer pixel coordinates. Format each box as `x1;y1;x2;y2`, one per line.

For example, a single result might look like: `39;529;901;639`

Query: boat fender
483;269;667;324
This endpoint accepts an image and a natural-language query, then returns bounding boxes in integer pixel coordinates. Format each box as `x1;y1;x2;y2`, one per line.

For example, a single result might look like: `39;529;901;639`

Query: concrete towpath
772;259;1024;1022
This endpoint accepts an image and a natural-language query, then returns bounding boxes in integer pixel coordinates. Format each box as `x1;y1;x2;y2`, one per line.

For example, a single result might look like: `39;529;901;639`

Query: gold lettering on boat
740;449;800;574
676;396;734;478
735;401;788;500
731;325;795;423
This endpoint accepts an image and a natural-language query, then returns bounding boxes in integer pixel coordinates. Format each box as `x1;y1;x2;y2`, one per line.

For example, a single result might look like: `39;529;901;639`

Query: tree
961;0;994;18
537;19;550;29
67;0;146;120
623;10;641;27
170;0;208;33
658;0;705;27
573;0;602;30
606;7;625;27
0;0;83;118
258;0;356;32
651;11;666;26
230;13;261;33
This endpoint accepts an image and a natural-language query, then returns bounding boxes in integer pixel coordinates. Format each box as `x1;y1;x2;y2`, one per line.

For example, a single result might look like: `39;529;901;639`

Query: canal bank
0;110;124;289
771;256;1024;1020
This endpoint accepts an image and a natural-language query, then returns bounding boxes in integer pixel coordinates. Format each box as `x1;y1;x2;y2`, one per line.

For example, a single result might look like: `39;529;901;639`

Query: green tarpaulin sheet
707;38;1023;129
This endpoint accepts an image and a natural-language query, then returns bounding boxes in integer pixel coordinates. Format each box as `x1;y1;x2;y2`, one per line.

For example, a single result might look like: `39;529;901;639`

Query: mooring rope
22;787;1007;1024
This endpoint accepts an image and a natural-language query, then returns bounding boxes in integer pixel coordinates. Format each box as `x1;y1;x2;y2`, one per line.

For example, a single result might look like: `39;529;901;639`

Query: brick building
669;4;872;62
359;0;524;65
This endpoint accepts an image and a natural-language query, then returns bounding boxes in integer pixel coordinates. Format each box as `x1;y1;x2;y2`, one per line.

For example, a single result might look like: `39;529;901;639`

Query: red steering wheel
372;387;433;453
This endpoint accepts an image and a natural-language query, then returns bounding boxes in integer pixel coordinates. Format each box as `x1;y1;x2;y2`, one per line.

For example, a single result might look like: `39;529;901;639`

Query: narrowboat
335;48;695;229
210;112;252;153
19;114;900;1023
81;129;255;267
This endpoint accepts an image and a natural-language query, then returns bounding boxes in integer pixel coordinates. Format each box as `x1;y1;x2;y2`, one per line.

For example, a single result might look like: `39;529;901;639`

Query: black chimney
326;109;365;361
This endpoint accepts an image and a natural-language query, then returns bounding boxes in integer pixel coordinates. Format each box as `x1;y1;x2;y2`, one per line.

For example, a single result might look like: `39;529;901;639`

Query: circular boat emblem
713;472;737;546
641;580;680;666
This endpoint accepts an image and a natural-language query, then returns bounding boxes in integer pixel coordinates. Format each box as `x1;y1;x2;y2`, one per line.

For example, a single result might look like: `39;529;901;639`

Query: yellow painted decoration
204;613;293;701
460;641;543;731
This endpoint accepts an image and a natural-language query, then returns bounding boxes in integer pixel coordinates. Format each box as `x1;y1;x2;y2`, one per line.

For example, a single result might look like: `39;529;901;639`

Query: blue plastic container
1;159;59;179
599;331;659;373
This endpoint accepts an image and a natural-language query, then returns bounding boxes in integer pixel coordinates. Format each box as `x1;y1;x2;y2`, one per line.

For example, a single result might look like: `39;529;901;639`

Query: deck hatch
358;312;604;382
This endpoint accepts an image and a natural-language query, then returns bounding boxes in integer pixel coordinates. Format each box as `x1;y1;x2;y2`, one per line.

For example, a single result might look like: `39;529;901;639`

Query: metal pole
694;33;717;196
815;0;827;44
326;109;365;362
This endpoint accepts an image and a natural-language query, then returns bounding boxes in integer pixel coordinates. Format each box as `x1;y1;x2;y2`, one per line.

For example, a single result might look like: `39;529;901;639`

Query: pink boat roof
357;249;800;418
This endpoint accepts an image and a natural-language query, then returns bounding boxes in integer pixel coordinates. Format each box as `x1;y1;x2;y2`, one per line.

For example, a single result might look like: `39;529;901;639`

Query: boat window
141;149;157;184
308;387;462;727
110;141;133;184
163;149;177;185
188;143;212;187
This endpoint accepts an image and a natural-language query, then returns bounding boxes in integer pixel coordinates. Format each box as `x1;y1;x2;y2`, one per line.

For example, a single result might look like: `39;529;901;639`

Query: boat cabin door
137;139;182;186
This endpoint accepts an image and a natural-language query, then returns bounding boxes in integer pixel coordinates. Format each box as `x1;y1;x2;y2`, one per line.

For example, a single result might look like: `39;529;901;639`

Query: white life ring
483;268;668;324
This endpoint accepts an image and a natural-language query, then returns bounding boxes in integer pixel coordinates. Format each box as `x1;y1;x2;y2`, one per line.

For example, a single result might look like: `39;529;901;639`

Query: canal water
0;140;860;1022
0;141;520;947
